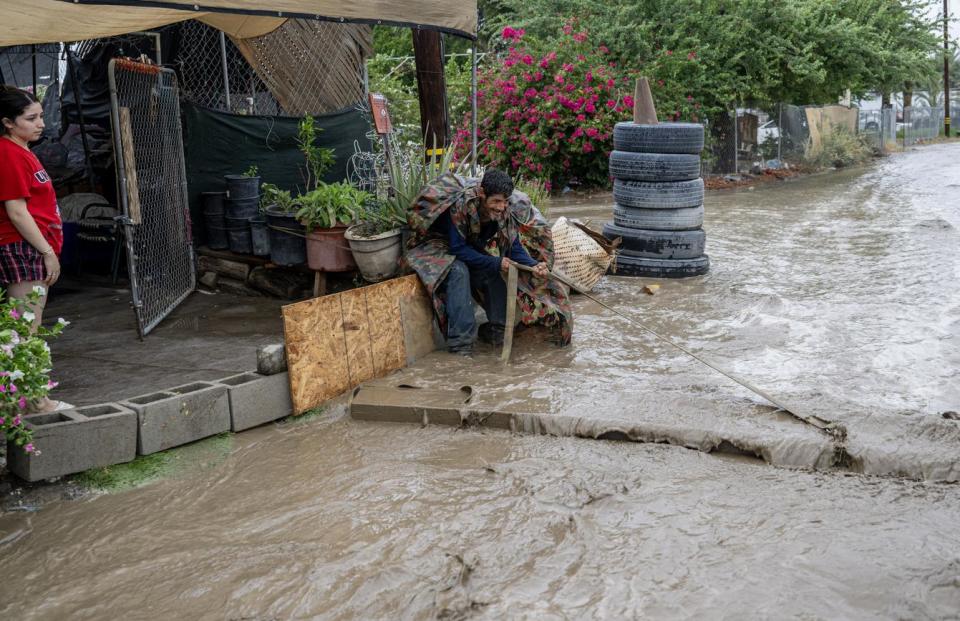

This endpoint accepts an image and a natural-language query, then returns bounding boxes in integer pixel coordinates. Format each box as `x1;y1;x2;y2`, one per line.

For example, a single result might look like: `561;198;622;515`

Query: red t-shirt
0;137;63;254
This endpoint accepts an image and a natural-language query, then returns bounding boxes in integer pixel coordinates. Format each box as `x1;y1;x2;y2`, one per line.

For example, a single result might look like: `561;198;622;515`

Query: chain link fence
108;59;195;337
902;106;944;146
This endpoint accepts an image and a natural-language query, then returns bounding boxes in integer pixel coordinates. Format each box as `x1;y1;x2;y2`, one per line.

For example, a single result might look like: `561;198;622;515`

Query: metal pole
945;0;951;137
777;102;783;163
219;31;231;111
31;45;37;96
471;43;478;176
732;106;738;174
66;49;95;184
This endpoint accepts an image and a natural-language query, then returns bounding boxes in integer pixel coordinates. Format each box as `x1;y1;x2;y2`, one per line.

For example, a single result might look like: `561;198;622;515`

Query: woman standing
1;85;68;412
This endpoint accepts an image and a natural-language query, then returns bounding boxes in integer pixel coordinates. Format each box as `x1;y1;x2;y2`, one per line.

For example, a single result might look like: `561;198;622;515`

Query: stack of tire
603;122;709;278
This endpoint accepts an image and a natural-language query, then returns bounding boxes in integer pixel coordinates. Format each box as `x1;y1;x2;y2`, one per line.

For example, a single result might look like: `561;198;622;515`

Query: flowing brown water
2;145;959;618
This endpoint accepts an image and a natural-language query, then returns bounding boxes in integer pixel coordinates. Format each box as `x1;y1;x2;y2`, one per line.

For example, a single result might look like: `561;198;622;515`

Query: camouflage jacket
403;173;572;345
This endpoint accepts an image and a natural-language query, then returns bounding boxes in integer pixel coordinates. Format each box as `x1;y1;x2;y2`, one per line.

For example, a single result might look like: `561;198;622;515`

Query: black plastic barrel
249;215;271;256
202;191;228;250
265;205;306;266
226;197;259;219
225;214;253;254
224;174;260;200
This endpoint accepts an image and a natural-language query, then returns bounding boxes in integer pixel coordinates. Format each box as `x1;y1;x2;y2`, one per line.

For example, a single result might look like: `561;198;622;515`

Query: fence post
777;103;783;163
219;31;231;111
732;106;738;174
471;42;478;176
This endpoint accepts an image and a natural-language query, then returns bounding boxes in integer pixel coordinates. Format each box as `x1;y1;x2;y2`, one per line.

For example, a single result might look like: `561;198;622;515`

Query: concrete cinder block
6;403;137;482
257;343;287;376
217;371;292;432
121;381;230;455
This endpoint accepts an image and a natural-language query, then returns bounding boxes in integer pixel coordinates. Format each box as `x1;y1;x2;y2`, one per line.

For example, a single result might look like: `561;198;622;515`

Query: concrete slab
6;403;137;482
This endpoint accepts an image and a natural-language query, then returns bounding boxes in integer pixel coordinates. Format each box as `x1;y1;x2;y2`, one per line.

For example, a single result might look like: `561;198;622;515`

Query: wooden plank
340;288;375;386
197;255;251;281
282;274;437;415
282;293;347;414
118;107;141;225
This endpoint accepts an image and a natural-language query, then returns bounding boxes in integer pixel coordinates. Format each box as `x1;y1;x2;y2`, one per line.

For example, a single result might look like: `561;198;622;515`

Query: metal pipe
219;30;231;111
471;42;478;176
31;45;37;95
66;49;95;184
945;0;951;137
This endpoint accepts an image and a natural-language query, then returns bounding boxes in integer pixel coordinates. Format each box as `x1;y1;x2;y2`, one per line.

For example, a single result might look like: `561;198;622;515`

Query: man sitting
404;169;566;356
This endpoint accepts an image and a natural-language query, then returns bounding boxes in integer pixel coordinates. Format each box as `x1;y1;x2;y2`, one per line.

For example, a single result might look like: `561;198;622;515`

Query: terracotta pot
305;225;356;272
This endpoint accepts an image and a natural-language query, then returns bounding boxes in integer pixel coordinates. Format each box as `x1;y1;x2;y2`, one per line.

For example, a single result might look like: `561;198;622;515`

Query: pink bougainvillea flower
521;54;533;66
554;74;564;84
606;99;617;108
688;51;697;60
18;397;27;409
624;95;635;107
583;142;595;153
598;45;610;54
533;71;543;81
573;32;588;43
585;71;594;83
0;385;5;393
576;114;586;122
585;103;596;114
563;24;573;35
0;417;4;425
665;49;673;56
687;95;694;101
562;63;574;72
13;415;22;426
586;127;599;138
572;127;584;138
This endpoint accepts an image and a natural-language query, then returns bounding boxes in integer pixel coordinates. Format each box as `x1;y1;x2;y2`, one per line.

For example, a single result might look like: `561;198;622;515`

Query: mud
1;145;959;618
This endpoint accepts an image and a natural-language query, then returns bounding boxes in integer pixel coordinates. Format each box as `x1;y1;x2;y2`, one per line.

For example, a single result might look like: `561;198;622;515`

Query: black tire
611;254;710;278
602;223;706;259
612;204;704;231
609;151;701;182
613;122;705;154
613;178;704;209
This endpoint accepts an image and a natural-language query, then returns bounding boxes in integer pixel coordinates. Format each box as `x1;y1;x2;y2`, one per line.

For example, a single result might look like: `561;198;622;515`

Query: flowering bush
1;287;67;454
456;23;635;190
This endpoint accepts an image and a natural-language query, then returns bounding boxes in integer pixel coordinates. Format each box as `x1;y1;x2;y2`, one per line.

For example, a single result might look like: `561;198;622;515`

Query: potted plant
345;197;407;282
296;181;370;272
260;183;303;265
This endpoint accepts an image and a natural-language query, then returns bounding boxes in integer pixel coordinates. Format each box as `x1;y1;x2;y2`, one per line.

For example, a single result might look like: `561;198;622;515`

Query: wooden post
411;29;449;154
633;77;658;124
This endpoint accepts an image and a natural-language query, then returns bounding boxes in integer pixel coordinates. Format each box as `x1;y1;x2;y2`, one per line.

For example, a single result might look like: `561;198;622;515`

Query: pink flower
624;95;635;107
554;74;565;84
573;32;588;43
576;114;586;122
501;26;525;42
586;127;599;138
521;54;533;66
572;127;584;138
8;384;15;393
665;49;673;56
585;71;593;83
9;309;20;320
24;443;35;453
13;415;21;426
533;71;543;81
563;24;573;35
688;51;697;60
562;63;574;72
585;103;596;114
524;88;538;99
606;99;617;108
687;95;694;101
583;142;595;153
48;380;59;389
0;385;5;393
18;397;27;409
598;45;609;54
0;417;5;425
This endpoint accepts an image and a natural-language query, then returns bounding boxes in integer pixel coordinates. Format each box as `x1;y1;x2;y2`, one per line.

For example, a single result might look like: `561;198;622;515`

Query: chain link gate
108;59;196;338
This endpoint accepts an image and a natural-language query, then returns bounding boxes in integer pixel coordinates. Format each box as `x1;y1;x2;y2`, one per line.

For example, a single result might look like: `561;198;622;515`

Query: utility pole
412;28;449;157
946;0;952;137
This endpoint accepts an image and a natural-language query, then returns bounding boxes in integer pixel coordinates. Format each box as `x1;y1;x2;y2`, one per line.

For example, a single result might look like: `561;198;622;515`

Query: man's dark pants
439;260;507;350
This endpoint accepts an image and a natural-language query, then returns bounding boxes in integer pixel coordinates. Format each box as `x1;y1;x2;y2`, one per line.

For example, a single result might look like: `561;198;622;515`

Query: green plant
260;183;296;212
242;165;259;178
298;115;336;190
804;125;872;168
1;287;67;453
296;181;371;230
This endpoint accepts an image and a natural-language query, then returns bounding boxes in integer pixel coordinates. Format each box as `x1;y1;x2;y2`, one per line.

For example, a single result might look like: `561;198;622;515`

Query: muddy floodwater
2;144;960;619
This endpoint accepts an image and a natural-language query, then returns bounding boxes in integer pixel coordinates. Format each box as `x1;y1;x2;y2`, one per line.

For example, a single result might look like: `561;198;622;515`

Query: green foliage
260;183;296;212
296;181;371;230
804;125;873;168
74;451;172;491
242;165;259;178
1;288;67;453
298;115;336;190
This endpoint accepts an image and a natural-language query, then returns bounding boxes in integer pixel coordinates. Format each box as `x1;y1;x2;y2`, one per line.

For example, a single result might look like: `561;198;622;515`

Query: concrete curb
216;371;292;432
6;403;137;482
121;381;230;455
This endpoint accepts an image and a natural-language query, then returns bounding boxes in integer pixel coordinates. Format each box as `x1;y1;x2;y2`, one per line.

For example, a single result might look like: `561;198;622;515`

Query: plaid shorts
0;241;46;286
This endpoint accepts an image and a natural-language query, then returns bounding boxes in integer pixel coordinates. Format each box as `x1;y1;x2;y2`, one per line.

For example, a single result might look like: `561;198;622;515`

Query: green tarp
182;102;371;240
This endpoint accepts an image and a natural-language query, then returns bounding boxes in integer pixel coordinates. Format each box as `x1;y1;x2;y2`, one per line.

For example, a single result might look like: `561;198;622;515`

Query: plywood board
282;274;436;414
339;288;375;386
283;293;348;413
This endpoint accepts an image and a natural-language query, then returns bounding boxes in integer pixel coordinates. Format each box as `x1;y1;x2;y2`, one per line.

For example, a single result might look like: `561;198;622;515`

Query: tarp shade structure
2;0;476;46
181;102;371;242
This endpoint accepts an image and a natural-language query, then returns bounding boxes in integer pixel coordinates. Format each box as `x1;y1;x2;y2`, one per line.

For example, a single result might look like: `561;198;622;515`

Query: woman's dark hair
480;168;514;198
0;86;39;134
